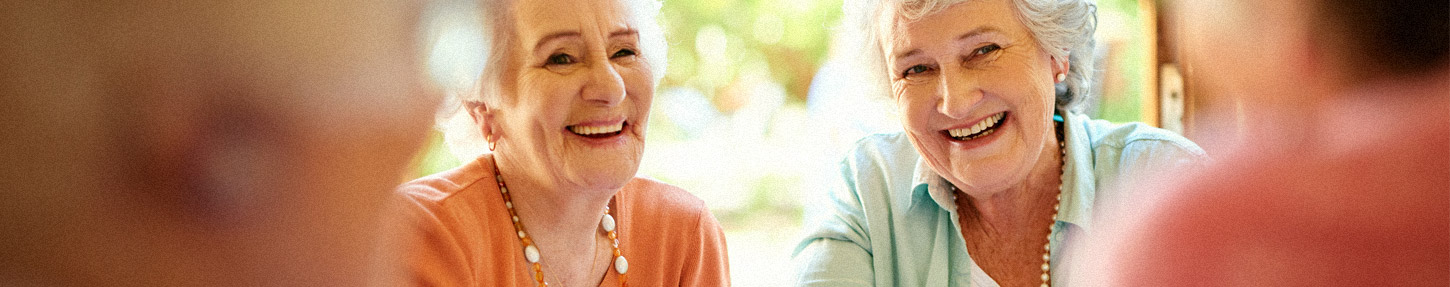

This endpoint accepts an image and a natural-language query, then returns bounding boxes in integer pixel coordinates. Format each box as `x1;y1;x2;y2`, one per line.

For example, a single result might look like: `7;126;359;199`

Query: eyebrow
956;26;1001;42
891;26;1003;62
610;29;638;39
532;28;639;52
533;31;581;51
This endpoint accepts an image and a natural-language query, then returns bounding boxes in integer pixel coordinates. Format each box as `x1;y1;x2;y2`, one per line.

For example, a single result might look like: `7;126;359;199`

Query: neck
490;154;615;237
959;134;1063;235
488;153;615;284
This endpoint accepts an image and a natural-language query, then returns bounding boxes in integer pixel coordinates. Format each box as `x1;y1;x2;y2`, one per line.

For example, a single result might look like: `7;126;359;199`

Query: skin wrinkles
879;0;1071;285
471;0;654;285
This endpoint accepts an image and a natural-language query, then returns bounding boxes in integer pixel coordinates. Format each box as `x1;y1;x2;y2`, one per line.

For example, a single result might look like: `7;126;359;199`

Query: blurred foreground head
1084;0;1447;286
1171;0;1447;112
0;0;438;286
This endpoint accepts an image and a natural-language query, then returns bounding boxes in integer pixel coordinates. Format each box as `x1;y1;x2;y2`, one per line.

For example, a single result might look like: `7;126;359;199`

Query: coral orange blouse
396;155;730;286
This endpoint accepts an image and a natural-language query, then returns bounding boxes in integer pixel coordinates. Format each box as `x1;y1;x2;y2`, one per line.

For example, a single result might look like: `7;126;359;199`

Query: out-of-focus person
792;0;1207;285
0;0;439;286
393;0;730;286
1083;0;1448;285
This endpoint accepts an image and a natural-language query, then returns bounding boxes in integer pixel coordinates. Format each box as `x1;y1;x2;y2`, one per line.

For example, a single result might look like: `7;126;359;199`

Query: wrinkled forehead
510;0;635;43
877;0;1017;54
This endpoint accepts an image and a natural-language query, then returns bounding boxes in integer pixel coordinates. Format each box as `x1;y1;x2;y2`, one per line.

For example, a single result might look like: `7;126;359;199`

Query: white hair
846;0;1097;111
435;0;668;160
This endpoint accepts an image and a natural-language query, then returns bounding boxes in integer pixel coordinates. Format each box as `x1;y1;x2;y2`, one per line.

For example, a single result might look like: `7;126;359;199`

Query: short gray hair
850;0;1097;111
434;0;668;160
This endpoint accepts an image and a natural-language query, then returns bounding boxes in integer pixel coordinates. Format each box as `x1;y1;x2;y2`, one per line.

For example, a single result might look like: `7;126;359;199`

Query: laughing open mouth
567;122;626;138
944;112;1006;141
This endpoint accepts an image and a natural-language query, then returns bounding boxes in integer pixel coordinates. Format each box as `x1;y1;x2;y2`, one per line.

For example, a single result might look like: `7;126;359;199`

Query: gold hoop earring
488;138;497;151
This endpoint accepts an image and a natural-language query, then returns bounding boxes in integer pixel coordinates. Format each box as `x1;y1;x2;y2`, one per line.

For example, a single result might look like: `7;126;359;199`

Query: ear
1052;53;1071;77
469;101;499;143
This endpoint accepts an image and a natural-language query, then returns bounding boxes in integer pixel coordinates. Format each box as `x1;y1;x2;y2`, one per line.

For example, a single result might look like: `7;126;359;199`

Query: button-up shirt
794;112;1208;286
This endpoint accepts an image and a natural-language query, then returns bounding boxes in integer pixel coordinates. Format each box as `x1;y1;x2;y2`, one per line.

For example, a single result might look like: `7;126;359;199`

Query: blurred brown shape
0;0;440;286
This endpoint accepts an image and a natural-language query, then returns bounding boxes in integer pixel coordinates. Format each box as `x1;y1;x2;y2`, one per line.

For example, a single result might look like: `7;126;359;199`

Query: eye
611;48;637;59
972;44;1001;56
901;64;933;78
546;53;575;65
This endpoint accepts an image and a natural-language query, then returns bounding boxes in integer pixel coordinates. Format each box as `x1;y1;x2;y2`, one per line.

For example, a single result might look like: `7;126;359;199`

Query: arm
681;206;731;286
393;190;473;287
791;159;876;286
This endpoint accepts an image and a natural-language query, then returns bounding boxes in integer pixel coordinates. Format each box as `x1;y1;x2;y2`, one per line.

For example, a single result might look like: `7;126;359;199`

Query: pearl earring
1055;73;1067;82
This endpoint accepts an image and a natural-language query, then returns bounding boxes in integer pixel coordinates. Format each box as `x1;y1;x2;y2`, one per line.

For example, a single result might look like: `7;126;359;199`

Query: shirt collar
913;111;1099;232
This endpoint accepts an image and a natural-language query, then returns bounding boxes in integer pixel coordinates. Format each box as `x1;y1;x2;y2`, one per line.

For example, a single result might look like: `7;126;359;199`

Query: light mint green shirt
793;112;1207;286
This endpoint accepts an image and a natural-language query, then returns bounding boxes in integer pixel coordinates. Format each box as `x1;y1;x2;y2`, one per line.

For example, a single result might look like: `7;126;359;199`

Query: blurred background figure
0;0;439;286
1079;0;1448;285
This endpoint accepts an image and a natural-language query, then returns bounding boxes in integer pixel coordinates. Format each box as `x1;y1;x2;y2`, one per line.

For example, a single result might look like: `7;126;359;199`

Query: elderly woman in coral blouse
794;0;1206;286
395;0;729;286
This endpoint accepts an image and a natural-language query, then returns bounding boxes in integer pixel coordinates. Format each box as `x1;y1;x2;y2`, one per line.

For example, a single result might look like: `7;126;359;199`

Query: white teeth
947;113;1004;139
570;123;624;135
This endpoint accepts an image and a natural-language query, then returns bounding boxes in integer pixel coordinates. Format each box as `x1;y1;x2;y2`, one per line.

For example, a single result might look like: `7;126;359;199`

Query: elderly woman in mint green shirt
793;0;1207;286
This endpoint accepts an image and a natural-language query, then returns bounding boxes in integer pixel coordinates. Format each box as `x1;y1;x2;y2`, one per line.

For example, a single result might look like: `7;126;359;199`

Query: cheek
625;74;653;99
517;73;577;106
621;66;655;108
894;85;937;129
986;65;1053;109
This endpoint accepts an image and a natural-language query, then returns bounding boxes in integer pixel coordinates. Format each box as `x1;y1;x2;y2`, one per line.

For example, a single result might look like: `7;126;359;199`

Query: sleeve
1112;138;1211;194
393;190;473;287
1118;139;1209;178
1095;136;1213;220
791;158;875;286
681;205;731;286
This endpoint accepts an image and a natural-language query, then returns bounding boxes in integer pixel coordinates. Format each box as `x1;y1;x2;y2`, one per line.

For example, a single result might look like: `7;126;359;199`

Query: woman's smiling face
490;0;655;192
882;0;1063;194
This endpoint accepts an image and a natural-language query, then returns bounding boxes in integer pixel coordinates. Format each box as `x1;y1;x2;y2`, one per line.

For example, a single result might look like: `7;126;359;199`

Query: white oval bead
518;231;526;239
505;202;512;208
1041;273;1050;281
524;245;540;263
601;214;616;232
614;255;629;274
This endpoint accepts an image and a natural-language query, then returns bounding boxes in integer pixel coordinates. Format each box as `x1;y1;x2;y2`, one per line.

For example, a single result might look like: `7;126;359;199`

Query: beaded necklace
951;119;1065;287
493;159;629;287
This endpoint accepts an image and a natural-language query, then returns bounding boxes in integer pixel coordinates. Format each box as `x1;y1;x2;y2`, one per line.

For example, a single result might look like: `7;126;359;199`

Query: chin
940;153;1035;195
570;157;641;191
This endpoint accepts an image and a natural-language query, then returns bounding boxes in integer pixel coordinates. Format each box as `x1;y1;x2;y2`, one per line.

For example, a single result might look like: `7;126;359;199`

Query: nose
937;69;982;119
581;60;627;106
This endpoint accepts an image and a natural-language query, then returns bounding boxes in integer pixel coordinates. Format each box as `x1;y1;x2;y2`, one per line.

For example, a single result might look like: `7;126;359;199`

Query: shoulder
1073;114;1204;158
843;132;918;164
620;177;712;224
396;156;494;209
838;132;920;182
1118;140;1449;285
